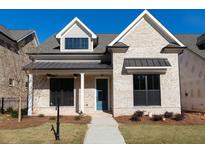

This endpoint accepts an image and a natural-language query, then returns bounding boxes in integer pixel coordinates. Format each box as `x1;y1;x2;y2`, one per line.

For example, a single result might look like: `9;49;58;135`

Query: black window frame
133;74;161;106
50;78;74;107
65;38;89;49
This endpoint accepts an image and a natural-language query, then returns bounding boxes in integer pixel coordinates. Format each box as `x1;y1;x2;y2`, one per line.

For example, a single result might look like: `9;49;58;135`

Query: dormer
56;17;97;53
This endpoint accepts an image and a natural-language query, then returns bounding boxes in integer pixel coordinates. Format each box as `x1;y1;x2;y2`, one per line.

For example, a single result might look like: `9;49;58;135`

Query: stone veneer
0;38;36;109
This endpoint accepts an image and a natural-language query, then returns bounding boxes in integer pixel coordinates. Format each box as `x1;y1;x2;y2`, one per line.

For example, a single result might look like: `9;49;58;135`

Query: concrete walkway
84;112;125;144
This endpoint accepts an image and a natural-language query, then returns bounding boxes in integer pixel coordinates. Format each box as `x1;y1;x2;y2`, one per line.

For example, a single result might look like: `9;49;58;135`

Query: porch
26;69;112;116
23;60;113;116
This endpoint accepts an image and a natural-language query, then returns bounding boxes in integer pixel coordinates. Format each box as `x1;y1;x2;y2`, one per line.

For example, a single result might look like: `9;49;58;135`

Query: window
50;78;74;106
65;38;88;49
9;78;14;87
134;75;161;106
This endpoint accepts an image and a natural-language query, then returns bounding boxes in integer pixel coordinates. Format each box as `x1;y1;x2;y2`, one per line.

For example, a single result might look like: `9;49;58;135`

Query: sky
0;9;205;43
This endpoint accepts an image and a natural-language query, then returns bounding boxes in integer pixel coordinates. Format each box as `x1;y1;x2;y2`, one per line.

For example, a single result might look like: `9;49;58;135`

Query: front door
96;79;108;110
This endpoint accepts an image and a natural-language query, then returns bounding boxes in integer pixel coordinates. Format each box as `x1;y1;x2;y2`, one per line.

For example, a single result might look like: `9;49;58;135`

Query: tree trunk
18;96;22;123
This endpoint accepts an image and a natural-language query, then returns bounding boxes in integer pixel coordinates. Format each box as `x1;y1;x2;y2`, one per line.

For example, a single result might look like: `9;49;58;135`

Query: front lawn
119;124;205;144
0;123;87;144
0;114;90;144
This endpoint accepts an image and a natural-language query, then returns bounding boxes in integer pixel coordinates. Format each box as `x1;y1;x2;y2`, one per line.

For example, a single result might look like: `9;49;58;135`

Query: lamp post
51;98;60;140
56;99;60;140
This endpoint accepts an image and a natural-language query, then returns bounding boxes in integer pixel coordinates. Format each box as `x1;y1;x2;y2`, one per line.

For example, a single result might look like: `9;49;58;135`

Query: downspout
178;49;184;114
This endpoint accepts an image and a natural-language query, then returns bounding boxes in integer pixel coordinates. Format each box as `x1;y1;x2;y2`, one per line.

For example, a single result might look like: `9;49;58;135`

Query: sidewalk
84;112;125;144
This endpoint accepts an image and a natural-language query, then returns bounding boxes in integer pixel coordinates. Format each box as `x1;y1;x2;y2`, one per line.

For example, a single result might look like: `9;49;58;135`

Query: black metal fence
1;97;27;114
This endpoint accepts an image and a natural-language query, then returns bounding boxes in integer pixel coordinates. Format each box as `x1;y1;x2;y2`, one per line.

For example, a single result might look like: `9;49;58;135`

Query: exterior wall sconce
73;74;78;79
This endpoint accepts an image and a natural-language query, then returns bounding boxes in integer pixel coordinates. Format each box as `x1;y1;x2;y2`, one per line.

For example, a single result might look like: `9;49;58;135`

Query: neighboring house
24;10;185;116
176;34;205;112
0;25;38;110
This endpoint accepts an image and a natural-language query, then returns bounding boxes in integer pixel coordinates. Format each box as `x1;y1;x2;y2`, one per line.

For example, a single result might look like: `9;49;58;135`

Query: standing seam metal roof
23;61;112;70
124;58;171;67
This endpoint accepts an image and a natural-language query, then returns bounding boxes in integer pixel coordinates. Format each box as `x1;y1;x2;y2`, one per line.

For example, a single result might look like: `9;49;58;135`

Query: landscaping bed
0;114;91;129
115;112;205;125
116;112;205;143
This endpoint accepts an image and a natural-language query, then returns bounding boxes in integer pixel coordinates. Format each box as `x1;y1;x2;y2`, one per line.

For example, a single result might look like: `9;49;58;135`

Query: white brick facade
112;19;181;116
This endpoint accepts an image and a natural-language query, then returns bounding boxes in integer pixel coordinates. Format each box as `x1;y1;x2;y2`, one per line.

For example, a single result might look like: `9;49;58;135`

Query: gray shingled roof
29;34;117;54
112;42;129;48
0;25;33;42
124;58;171;67
23;62;112;70
175;34;205;59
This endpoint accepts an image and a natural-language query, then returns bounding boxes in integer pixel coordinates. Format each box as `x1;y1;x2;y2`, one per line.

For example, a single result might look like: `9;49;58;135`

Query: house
23;10;185;117
176;34;205;112
0;25;39;110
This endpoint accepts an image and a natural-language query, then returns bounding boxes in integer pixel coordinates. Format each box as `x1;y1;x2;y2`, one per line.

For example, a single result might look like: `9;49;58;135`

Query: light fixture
46;74;55;79
73;74;78;79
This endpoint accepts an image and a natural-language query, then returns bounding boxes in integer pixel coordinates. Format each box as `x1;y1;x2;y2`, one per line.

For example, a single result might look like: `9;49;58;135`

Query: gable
56;17;97;39
62;23;90;39
121;18;169;48
120;18;171;57
109;10;184;47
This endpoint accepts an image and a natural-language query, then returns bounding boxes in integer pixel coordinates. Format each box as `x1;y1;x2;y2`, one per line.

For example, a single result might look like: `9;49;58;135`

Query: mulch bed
0;115;91;129
115;112;205;125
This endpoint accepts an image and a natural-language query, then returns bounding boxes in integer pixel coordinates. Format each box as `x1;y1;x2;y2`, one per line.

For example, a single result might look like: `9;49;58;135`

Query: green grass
119;124;205;144
0;123;87;144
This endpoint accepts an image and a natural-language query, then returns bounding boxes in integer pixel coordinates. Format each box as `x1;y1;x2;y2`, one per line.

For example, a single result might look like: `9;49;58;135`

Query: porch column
80;73;85;113
27;74;33;116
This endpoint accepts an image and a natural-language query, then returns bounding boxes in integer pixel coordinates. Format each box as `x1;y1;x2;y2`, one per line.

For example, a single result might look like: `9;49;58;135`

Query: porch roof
23;62;112;70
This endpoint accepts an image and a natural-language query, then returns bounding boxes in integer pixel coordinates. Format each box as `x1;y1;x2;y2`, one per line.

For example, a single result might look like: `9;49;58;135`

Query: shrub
164;111;173;118
21;108;27;116
130;111;144;121
74;116;81;121
74;111;84;121
174;113;185;121
6;107;13;113
49;116;56;120
11;110;18;118
38;114;45;117
152;114;164;121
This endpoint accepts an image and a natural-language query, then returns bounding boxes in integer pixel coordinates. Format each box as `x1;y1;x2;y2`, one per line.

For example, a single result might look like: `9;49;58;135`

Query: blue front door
96;79;108;110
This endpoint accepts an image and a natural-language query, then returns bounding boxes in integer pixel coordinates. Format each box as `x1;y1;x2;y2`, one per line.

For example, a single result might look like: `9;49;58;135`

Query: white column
80;73;85;113
28;74;33;116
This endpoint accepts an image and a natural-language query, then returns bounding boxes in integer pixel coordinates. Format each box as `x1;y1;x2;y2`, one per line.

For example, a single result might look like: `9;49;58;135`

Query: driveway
84;112;125;144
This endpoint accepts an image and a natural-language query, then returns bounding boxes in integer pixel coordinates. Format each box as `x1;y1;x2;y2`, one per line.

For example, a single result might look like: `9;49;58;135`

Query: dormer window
56;17;97;52
65;38;88;49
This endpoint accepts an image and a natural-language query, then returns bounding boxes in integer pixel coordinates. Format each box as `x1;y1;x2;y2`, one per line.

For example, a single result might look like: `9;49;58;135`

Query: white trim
80;73;85;113
125;66;171;69
27;74;33;116
94;77;110;111
56;17;97;39
33;31;40;46
109;10;185;47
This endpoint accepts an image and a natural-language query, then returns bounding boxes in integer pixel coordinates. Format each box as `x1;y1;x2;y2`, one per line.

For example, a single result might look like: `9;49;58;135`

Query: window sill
133;105;161;107
50;105;75;108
